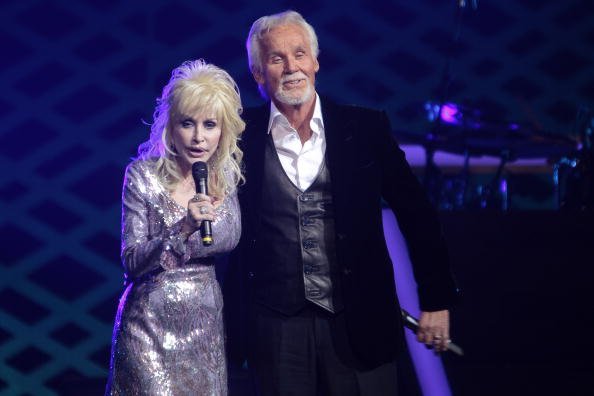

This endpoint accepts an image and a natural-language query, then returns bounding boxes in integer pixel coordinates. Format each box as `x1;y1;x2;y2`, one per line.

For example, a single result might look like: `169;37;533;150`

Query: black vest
250;137;343;315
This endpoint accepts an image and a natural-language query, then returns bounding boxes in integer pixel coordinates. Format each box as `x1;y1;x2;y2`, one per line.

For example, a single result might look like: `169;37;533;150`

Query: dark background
1;0;593;395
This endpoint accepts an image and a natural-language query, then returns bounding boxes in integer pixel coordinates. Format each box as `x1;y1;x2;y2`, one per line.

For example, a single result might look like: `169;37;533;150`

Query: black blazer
227;96;458;369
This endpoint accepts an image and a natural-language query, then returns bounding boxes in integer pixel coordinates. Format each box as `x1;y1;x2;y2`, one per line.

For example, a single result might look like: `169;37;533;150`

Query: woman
106;59;245;395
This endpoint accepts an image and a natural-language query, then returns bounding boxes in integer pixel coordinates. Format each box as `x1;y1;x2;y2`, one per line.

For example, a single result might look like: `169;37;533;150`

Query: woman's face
171;110;222;172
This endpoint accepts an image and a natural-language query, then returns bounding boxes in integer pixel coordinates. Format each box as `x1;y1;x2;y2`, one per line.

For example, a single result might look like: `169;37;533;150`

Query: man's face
253;23;319;107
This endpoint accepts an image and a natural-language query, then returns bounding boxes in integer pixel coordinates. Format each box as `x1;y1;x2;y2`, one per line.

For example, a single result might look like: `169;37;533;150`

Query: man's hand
416;310;450;353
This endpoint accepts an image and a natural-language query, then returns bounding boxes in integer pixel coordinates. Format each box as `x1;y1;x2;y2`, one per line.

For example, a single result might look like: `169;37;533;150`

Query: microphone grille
192;161;208;179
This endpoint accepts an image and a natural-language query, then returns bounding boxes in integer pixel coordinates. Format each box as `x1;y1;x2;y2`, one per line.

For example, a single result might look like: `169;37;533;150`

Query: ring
199;206;207;214
191;195;200;203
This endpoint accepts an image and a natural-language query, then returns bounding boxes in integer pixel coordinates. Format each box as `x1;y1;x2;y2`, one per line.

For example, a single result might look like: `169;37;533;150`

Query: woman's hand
181;193;216;237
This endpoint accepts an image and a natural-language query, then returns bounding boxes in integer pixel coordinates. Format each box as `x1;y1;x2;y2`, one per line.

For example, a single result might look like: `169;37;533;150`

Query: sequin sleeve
120;161;192;279
119;162;162;279
120;161;241;279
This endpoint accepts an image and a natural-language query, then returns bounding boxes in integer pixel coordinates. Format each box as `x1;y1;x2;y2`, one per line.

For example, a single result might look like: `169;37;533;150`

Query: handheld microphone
191;161;213;246
401;309;464;356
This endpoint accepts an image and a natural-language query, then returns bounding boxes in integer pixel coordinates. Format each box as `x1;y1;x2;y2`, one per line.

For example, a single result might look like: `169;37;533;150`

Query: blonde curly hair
138;59;245;197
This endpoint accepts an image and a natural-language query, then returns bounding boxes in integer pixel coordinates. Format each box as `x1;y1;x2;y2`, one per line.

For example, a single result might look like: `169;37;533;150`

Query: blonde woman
106;59;245;395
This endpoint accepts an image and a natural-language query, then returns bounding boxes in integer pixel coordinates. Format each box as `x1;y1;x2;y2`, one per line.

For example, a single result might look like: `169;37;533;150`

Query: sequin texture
106;159;241;395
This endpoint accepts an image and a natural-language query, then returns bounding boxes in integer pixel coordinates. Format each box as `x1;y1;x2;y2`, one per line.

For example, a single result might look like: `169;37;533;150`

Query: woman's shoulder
123;157;163;190
126;157;159;176
222;164;242;193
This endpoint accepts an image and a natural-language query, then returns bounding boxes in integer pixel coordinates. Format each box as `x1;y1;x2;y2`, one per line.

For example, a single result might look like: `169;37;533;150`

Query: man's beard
274;73;314;106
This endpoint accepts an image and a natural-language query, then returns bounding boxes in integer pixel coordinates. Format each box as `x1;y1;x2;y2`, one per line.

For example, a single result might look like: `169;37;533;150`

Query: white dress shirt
267;94;326;191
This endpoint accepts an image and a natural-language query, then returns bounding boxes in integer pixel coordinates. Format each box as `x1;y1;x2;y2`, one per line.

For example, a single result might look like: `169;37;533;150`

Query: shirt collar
267;93;324;136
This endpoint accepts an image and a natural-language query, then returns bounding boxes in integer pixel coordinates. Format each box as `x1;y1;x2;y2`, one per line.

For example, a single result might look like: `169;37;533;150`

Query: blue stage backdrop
0;0;593;394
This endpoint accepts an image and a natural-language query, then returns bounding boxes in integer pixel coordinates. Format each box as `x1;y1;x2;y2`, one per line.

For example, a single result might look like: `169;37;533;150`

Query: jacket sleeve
375;111;459;311
120;162;190;279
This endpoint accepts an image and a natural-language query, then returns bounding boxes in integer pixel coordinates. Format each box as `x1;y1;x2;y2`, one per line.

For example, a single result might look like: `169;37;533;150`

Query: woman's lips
187;147;207;157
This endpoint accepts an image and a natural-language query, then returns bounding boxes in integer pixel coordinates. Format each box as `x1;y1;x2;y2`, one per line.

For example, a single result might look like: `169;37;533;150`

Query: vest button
303;264;318;274
301;216;314;226
303;240;317;249
299;193;314;202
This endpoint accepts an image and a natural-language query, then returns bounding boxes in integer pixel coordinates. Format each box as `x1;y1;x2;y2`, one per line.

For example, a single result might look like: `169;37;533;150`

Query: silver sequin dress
106;159;241;396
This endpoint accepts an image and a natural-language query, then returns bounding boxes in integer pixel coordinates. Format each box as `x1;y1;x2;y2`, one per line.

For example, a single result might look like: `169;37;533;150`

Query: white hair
246;10;319;76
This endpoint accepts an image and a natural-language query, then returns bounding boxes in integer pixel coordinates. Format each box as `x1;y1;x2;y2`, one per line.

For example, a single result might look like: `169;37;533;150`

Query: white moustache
280;72;308;84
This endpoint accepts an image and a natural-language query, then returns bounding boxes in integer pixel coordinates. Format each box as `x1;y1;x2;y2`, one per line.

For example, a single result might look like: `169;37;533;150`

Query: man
232;10;458;395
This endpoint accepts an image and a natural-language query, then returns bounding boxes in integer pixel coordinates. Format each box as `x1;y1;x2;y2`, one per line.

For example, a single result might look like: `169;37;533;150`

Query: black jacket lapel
321;97;355;231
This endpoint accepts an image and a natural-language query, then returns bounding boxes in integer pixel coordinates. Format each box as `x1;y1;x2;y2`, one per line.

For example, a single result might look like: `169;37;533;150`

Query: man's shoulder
320;96;385;120
242;103;268;122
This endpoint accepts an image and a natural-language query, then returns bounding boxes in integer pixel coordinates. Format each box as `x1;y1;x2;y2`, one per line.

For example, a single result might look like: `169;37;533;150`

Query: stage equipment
557;106;594;210
396;102;576;210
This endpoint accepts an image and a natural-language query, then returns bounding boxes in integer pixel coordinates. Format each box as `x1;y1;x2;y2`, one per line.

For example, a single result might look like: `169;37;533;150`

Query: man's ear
252;67;265;85
314;57;320;73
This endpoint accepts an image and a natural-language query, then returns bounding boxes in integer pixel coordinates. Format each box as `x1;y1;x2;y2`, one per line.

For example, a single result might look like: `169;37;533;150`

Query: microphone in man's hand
191;161;213;246
401;309;464;356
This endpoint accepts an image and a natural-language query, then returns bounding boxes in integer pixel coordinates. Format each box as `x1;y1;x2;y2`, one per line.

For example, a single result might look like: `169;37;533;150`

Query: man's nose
284;57;297;73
